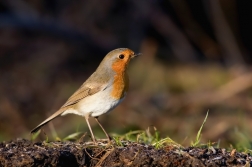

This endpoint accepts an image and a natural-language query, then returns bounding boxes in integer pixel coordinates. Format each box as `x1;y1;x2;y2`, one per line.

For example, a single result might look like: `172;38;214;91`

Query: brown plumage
31;48;139;142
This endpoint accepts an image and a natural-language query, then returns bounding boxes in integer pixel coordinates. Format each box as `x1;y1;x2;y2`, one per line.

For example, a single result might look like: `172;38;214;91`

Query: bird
31;48;140;142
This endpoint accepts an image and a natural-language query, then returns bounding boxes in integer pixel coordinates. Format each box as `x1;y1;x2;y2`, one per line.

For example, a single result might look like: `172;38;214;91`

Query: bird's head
101;48;140;73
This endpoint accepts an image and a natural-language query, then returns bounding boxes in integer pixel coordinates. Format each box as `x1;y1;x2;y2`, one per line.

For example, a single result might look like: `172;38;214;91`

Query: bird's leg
94;117;112;141
84;116;96;143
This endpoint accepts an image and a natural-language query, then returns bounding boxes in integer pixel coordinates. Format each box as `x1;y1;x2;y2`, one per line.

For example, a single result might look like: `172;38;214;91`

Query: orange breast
111;60;129;99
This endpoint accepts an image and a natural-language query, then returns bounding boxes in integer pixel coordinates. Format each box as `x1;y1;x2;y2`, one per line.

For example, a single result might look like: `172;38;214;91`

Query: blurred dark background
0;0;251;148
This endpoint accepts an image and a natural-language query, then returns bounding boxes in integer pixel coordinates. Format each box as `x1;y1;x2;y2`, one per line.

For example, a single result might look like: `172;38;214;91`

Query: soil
0;138;251;167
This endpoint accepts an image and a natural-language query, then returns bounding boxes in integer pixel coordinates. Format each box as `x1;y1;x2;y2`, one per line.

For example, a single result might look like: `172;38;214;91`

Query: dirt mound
0;138;251;166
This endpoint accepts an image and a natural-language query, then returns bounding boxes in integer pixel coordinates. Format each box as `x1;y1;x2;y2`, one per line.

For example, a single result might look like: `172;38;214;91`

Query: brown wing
61;85;102;108
31;84;104;133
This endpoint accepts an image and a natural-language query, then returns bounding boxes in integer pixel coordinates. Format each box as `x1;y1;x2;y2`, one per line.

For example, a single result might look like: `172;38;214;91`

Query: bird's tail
30;108;66;133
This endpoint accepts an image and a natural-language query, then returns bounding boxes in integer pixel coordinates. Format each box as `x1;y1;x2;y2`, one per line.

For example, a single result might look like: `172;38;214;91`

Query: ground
0;138;251;167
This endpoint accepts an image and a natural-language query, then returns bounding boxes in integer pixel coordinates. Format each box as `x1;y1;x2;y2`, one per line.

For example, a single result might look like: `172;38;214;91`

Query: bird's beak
131;52;142;58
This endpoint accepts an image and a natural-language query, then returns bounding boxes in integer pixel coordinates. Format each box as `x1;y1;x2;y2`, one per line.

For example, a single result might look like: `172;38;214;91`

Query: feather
31;84;104;133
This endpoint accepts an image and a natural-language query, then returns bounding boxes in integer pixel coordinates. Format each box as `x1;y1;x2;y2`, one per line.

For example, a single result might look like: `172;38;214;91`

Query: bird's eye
118;54;124;59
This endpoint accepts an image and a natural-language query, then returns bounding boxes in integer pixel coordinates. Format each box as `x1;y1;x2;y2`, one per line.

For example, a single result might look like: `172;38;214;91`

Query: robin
31;48;140;142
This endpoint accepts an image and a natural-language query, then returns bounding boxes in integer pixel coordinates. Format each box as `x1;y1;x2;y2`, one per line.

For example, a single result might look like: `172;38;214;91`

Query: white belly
61;89;125;117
